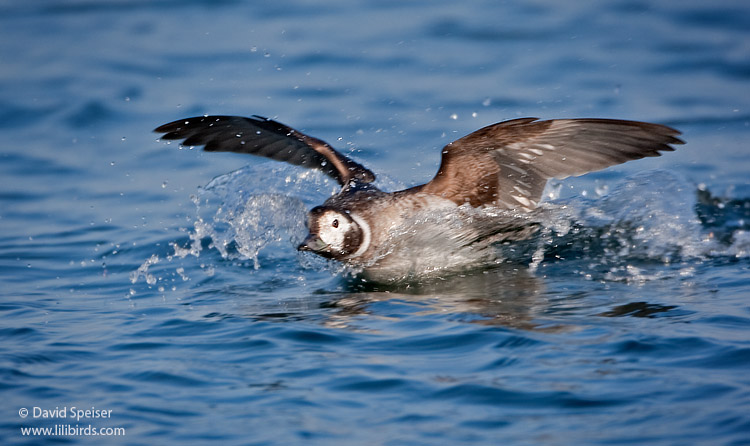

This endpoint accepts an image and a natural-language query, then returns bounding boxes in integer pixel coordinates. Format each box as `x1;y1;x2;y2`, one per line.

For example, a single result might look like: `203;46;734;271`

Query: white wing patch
501;163;529;175
527;148;544;156
512;195;532;208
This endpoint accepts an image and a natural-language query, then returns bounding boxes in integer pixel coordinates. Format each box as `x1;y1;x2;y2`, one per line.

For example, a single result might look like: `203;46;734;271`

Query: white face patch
316;210;355;252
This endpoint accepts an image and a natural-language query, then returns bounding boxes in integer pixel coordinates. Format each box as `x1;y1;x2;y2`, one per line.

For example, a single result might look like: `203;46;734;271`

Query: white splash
131;166;747;286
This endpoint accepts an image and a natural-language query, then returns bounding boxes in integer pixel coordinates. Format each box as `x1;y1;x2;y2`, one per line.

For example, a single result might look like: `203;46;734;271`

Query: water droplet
595;183;609;197
450;113;458;120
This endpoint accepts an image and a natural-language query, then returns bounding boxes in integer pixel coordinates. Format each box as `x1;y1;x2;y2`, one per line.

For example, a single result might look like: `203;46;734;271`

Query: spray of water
131;166;749;286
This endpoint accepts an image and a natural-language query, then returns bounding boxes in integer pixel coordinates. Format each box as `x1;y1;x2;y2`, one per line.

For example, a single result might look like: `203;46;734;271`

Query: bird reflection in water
316;265;570;331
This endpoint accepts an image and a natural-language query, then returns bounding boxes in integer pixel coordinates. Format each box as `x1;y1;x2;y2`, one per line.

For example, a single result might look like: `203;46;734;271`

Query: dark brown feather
421;118;683;210
154;115;375;186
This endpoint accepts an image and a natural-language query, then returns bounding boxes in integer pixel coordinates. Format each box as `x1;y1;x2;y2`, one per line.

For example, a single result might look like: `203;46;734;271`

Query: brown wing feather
421;118;683;210
154;115;375;186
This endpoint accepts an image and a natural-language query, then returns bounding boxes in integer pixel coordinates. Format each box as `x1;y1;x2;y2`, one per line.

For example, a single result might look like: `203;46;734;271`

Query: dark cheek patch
342;225;361;257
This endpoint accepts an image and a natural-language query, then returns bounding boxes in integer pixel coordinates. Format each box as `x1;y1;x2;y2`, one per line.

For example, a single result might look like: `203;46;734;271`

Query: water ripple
2;0;749;445
431;384;626;409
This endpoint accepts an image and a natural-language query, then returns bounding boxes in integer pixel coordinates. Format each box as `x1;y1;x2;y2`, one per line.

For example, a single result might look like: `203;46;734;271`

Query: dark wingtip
158;131;185;140
669;135;685;146
154;115;230;135
154;118;190;134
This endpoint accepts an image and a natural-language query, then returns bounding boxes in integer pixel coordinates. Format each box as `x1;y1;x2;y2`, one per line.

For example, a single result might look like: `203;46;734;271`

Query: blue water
2;1;750;444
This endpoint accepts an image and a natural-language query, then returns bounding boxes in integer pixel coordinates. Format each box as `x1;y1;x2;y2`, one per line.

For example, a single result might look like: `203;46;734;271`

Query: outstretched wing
154;115;375;186
420;118;683;211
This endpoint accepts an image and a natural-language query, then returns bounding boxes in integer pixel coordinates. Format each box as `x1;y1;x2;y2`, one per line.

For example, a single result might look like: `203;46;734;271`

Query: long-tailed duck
155;115;682;276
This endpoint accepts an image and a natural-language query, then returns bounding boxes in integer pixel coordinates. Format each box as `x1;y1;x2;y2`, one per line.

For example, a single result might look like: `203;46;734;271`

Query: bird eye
332;219;339;228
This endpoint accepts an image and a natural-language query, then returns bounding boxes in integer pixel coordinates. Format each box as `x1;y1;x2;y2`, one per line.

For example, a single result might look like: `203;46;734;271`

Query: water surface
1;1;749;445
